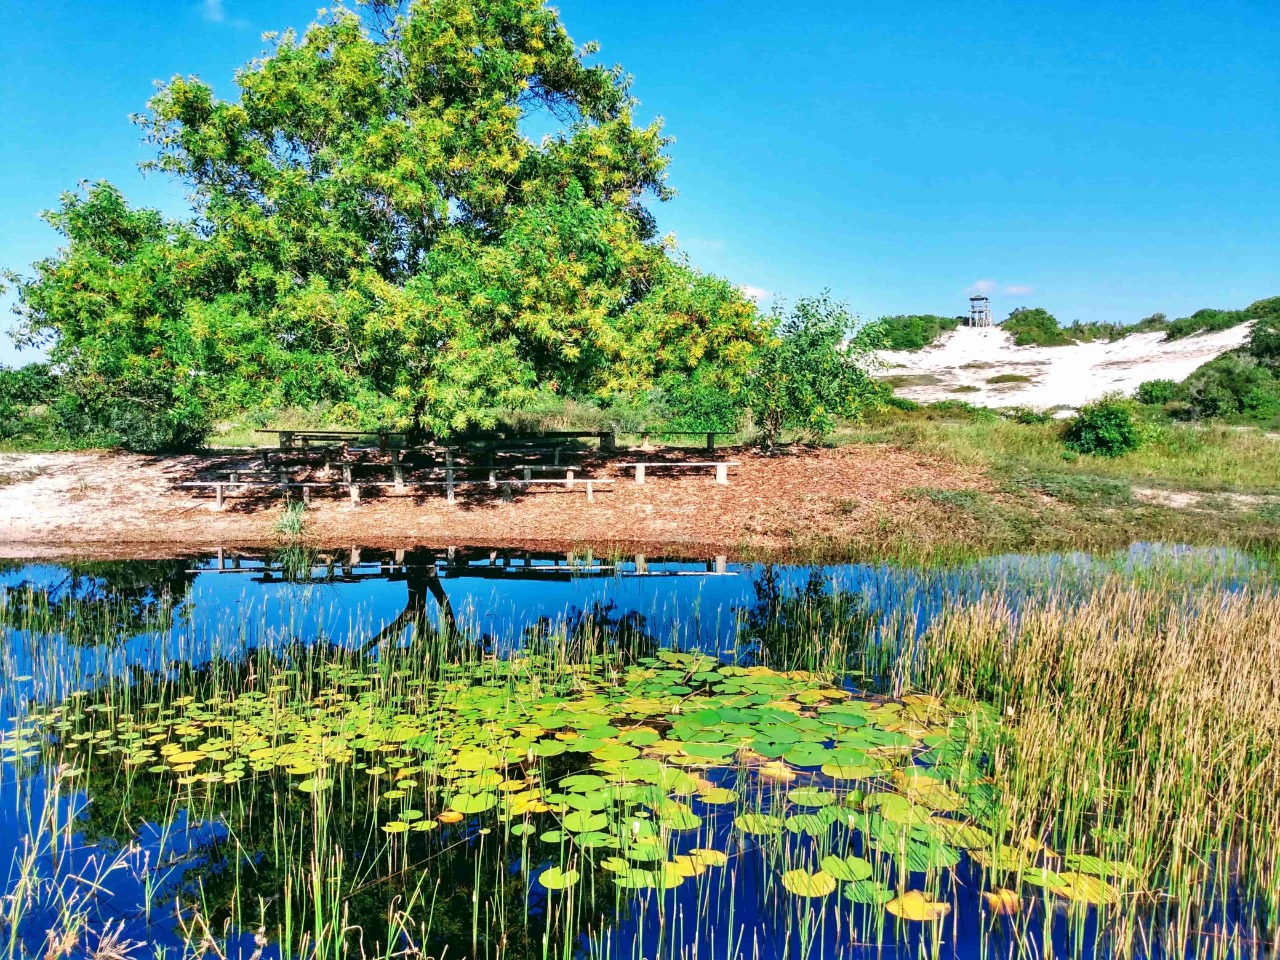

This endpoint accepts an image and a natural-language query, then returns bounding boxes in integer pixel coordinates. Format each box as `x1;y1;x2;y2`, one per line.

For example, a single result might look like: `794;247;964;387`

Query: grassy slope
829;408;1280;556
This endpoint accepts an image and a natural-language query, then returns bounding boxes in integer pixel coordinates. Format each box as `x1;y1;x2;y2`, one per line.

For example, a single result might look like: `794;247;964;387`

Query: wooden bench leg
565;468;575;489
488;469;497;490
716;463;729;485
522;467;532;482
635;464;645;485
706;432;715;453
393;465;405;492
302;485;312;507
446;469;455;504
215;483;225;511
586;480;595;503
501;481;512;502
635;552;647;574
349;484;361;505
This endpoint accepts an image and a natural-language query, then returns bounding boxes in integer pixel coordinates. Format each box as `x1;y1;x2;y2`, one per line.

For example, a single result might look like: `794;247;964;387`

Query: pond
0;544;1274;960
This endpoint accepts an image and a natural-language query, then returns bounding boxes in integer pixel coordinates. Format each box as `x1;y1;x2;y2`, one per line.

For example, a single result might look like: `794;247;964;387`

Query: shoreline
0;445;988;561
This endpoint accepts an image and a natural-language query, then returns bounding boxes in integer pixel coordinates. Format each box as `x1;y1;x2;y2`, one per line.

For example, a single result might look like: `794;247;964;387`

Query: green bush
1063;394;1144;457
1163;307;1248;341
884;394;921;412
862;314;962;351
1002;307;1074;347
1000;406;1056;425
1136;379;1185;405
1184;353;1280;421
986;373;1032;385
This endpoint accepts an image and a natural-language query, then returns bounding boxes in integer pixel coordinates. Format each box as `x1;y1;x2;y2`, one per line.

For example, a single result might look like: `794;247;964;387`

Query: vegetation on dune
860;314;962;352
1136;297;1280;424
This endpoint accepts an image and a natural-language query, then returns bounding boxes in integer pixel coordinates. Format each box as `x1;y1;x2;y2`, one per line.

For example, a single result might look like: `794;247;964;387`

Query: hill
876;323;1252;409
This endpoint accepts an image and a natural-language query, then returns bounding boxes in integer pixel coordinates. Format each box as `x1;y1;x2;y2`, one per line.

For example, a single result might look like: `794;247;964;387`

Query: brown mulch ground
0;444;989;560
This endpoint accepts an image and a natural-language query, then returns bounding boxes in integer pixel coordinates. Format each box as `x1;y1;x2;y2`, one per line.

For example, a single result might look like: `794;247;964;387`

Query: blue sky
2;0;1277;366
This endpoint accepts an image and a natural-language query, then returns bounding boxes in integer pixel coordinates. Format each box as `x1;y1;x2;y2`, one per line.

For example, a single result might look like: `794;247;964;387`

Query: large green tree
7;0;767;445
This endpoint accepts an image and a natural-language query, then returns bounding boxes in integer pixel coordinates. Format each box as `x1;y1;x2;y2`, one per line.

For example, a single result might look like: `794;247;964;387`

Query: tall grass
895;578;1280;959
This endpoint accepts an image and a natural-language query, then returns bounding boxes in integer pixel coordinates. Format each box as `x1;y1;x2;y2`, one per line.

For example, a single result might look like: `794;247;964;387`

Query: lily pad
781;870;837;898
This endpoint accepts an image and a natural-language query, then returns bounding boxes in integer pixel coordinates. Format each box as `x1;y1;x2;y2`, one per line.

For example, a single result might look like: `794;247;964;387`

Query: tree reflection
737;566;876;680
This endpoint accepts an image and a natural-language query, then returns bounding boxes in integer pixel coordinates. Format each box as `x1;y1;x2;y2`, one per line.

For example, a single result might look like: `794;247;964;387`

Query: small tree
749;293;882;449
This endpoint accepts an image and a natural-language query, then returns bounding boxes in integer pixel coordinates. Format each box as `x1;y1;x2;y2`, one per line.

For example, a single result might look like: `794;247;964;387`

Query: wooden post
706;432;716;453
393;465;405;492
279;469;289;485
395;548;405;564
522;466;532;483
586;480;595;503
565;468;575;489
217;546;225;570
634;464;646;485
446;468;455;504
343;464;352;485
322;453;331;478
349;483;361;505
391;447;401;466
261;451;271;469
714;555;728;574
215;483;225;511
716;463;729;485
487;469;497;490
601;431;617;453
229;471;240;484
554;446;562;466
379;432;389;453
501;481;513;502
350;546;362;567
635;553;647;574
302;484;312;506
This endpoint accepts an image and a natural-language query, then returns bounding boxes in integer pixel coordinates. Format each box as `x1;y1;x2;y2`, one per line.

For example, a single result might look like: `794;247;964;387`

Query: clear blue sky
2;0;1277;366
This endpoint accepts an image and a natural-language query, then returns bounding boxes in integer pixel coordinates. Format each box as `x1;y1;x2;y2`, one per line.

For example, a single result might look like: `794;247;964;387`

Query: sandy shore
0;446;986;560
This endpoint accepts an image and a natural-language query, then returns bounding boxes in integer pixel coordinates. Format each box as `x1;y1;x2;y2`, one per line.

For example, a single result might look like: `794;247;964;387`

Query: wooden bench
182;476;612;508
616;461;739;485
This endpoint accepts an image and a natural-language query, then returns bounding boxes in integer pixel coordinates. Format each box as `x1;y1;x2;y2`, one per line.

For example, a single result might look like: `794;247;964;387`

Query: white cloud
202;0;225;21
968;279;997;295
739;284;772;302
1005;284;1035;296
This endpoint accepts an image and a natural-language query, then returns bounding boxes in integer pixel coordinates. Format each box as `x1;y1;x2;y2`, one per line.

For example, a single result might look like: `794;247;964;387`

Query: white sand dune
876;324;1252;410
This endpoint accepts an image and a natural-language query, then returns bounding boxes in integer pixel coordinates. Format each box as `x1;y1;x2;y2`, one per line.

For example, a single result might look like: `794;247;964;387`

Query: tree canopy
6;0;769;446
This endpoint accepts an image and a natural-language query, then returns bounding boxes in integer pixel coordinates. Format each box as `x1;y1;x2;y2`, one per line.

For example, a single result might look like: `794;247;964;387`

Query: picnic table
255;428;408;452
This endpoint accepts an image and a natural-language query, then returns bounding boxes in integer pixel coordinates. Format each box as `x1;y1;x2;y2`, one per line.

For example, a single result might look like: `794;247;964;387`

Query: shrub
862;314;962;351
1063;394;1143;457
750;293;883;448
1184;353;1280;421
884;394;921;412
1136;379;1184;405
1163;307;1248;341
1000;406;1056;425
986;373;1032;385
1002;307;1074;347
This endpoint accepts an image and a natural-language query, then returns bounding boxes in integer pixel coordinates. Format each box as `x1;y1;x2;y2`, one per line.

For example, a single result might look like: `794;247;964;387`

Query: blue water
0;543;1270;960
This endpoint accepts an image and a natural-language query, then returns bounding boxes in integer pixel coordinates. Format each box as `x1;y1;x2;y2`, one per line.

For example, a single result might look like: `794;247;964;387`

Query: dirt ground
0;444;988;560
